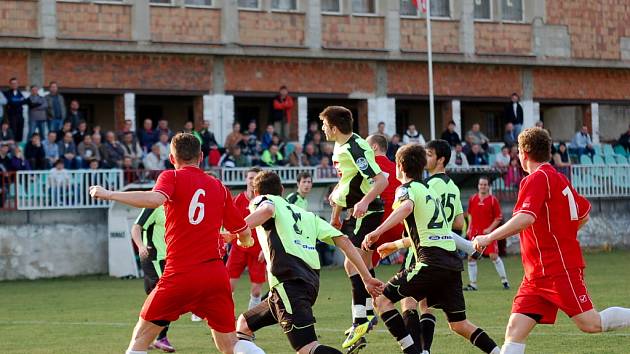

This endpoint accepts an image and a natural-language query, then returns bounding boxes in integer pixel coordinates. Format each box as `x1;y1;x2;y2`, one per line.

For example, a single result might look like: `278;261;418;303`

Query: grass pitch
1;251;630;353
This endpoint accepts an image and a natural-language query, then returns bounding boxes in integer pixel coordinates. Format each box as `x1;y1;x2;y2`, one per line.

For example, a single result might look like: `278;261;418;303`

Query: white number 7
562;186;578;221
188;189;206;225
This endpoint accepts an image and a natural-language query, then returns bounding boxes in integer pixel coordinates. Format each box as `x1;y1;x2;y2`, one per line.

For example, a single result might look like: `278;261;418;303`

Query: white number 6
188;189;206;225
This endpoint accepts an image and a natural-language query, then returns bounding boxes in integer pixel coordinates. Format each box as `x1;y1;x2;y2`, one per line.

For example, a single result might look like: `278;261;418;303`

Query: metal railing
0;171;17;210
218;166;339;186
571;164;630;198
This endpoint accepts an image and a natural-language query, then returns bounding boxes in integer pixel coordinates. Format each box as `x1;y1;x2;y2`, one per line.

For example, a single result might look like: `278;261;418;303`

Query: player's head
319;106;353;141
296;172;312;196
366;134;388;156
517;127;551;173
253;171;283;196
478;175;490;195
395;143;426;182
169;132;202;168
425;139;451;172
245;167;262;194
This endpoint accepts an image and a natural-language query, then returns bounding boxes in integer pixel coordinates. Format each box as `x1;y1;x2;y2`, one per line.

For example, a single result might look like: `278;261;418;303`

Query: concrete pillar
451;99;462;137
304;0;322;50
205;94;234;145
368;97;396;138
39;0;57;39
384;0;400;52
124;93;136;131
459;0;475;56
212;56;225;94
27;50;44;88
132;0;151;43
298;96;308;144
522;68;536;128
591;103;600;144
221;0;240;44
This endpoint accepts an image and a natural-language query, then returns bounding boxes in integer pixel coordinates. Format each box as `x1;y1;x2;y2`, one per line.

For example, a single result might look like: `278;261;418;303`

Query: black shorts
243;280;319;351
383;264;467;323
341;211;383;248
140;257;165;295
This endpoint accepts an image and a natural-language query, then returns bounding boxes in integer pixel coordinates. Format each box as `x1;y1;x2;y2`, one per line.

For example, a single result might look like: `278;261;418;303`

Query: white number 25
188;189;206;225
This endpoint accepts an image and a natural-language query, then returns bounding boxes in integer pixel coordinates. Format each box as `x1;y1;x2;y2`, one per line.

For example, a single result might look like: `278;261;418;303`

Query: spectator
88;159;99;170
0;143;12;171
48;159;71;205
271;85;294;137
402;123;426;145
371;121;390;140
101;131;125;168
157;119;173;141
303;121;319;147
3;77;26;142
56;120;73;143
73;120;89;146
156;132;170;162
503;122;517;147
138;118;158;153
261;124;274;150
197;120;218;157
271;133;286;156
386;134;401;161
66;99;84;131
25;132;46;170
535;120;544;129
10;146;30;171
92;125;102;136
317;156;336;178
182;120;195;135
287;142;306;167
553;142;572;178
509;145;519;160
58;131;80;169
448;142;469;168
224;122;244;151
143;143;165;171
571;125;595;159
466;143;488;166
219;145;249;168
440;121;461;147
617;124;630;153
207;145;222;167
0;85;6;121
260;144;284;167
243;121;260;164
26;85;48;138
320;142;333;162
43;131;59;168
121;132;143;168
505;157;523;188
92;133;102;152
465;123;490;152
495;145;511;169
1;120;15;146
77;134;100;167
304;143;320;166
117;119;136;144
311;131;323;156
503;92;523;136
46;81;66;133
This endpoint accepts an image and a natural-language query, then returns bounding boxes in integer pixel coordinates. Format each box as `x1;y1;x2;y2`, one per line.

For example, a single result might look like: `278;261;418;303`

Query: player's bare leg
343;248;377;348
574;307;630;333
249;282;264;309
488;253;509;289
126;318;164;353
499;313;537;354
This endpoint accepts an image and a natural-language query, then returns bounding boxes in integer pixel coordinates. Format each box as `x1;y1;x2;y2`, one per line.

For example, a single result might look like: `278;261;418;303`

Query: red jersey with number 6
513;163;591;280
153;166;248;271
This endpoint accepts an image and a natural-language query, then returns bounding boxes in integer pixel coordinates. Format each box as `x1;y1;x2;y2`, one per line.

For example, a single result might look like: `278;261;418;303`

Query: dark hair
518;127;551;163
426;139;451;167
448;120;455;126
367;134;388;152
170;132;201;163
30;132;40;138
378;121;385;126
247;166;262;175
296;171;312;183
63;119;72;125
279;85;287;91
54;159;64;166
253;171;283;196
1;120;8;126
478;175;490;183
501;145;510;151
49;81;57;86
319;106;353;135
395;144;427;181
9;77;17;83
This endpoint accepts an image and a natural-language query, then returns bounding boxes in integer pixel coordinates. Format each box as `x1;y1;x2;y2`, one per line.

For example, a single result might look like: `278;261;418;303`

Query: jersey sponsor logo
356;157;369;171
428;235;453;241
579;294;589;303
293;239;316;251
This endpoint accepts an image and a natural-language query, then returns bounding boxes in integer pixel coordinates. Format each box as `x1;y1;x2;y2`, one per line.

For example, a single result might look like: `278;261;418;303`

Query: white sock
234;339;265;354
500;341;525;354
452;232;476;254
353;304;367;320
366;297;374;313
468;261;478;286
600;307;630;331
398;334;414;350
125;351;147;354
493;257;508;282
248;294;262;310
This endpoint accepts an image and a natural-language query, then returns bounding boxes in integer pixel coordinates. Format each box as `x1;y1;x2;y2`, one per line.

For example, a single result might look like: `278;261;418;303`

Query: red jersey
375;155;400;217
513;163;591;280
467;193;502;237
153;166;247;271
232;191;262;255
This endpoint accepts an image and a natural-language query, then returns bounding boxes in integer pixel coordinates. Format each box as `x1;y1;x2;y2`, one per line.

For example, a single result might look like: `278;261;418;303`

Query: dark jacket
25;141;46;170
66;110;84;130
440;130;461;147
504;102;524;125
46;93;67;121
138;129;158;151
3;89;26;120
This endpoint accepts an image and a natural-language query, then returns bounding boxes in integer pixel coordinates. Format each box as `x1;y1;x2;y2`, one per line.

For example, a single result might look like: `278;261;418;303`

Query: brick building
1;0;630;145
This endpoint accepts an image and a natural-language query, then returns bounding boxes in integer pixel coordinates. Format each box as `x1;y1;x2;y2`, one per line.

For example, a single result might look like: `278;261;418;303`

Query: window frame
237;0;262;11
270;0;299;13
398;0;452;20
183;0;214;9
350;0;378;16
473;0;493;22
500;0;524;23
321;0;343;15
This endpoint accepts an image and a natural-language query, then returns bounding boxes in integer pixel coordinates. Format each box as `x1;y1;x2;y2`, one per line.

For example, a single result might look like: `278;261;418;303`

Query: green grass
1;251;630;353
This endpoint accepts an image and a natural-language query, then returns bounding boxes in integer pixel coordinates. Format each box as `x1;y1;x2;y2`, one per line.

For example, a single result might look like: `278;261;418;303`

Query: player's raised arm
89;185;166;209
244;200;274;229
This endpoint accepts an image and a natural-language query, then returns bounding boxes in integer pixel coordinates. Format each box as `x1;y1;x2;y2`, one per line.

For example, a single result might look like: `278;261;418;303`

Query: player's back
426;173;462;230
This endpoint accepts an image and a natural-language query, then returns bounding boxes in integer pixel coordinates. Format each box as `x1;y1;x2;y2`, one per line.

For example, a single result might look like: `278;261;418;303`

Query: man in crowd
618;124;630;153
503;122;517;147
73;120;89;146
402;124;426;145
3;77;26;142
46;81;66;133
371;121;390;140
138;119;158;153
25;132;46;170
441;121;461;147
571;125;596;159
504;93;523;137
466;123;490;153
27;85;48;139
449;142;470;168
467;143;488;166
43;131;59;168
271;85;294;137
66;99;84;131
58;131;80;169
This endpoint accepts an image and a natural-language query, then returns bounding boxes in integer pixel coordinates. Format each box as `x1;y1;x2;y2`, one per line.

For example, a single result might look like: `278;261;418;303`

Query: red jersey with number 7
513;163;591;281
153;166;248;271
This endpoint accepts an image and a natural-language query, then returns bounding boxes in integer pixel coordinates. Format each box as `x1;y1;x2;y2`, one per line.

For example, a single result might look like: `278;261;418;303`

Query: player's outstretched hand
364;277;385;298
352;199;369;219
330;216;342;230
237;235;254;248
221;233;236;243
377;242;398;259
89;185;112;200
362;230;381;251
473;235;491;251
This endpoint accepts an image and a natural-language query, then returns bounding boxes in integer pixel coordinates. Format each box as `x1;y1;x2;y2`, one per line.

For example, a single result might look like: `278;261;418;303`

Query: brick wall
322;15;385;49
43;52;213;91
400;19;459;53
475;22;532;55
533;67;630;100
151;7;221;43
224;58;375;93
239;11;304;46
57;2;132;40
0;50;29;83
547;1;630;60
0;0;38;38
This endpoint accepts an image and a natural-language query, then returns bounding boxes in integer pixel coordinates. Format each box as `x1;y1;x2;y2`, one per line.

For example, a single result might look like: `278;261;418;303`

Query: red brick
0;0;38;37
57;2;132;40
151;7;221;43
533;67;630;100
0;50;29;82
474;22;532;55
321;15;384;49
239;11;305;46
400;18;459;53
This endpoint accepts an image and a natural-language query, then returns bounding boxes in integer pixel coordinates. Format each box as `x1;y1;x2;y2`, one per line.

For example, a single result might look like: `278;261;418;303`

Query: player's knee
489;253;498;261
447;321;467;336
374;295;393;313
576;319;602;333
236;315;251;334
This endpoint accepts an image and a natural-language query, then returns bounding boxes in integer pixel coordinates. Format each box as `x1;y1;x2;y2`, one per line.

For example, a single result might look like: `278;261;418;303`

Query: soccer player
130;206;175;352
464;176;509;291
286;171;312;210
235;171;384;354
89;133;264;354
319;106;388;349
473;128;630;354
228;167;267;310
364;143;501;354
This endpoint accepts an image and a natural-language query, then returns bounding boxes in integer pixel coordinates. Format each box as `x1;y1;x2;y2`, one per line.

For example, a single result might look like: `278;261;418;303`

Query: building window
351;0;376;14
501;0;523;21
185;0;212;6
322;0;341;13
238;0;259;9
474;0;491;20
400;0;417;16
272;0;297;11
430;0;450;18
149;0;172;4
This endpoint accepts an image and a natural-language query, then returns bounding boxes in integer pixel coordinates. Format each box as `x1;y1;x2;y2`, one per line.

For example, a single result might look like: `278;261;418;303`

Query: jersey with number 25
153;166;248;270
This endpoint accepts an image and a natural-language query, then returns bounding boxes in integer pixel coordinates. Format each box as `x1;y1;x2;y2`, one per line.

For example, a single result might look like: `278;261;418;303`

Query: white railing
219;166;339;186
16;170;124;210
571;164;630;198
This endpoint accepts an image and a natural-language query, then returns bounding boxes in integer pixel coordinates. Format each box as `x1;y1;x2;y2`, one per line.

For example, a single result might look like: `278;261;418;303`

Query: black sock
311;344;343;354
402;309;421;352
157;324;169;340
419;313;436;352
366;269;377;318
350;274;368;325
381;309;420;354
470;327;499;354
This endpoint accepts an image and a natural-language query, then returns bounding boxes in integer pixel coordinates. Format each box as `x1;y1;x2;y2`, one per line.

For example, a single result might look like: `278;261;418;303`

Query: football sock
366;269;376;318
125;351;147;354
600;307;630;331
402;309;421;351
468;261;478;286
248;294;262;310
469;328;500;354
500;341;525;354
452;231;476;254
233;339;265;354
350;274;368;325
419;313;436;352
492;257;508;282
156;325;169;340
310;344;343;354
382;309;420;354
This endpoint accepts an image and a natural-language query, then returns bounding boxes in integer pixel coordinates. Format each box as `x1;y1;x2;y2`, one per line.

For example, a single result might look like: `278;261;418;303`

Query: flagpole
426;0;436;140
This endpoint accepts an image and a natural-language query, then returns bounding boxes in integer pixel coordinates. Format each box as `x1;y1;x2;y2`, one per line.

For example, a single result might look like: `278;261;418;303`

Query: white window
351;0;376;14
272;0;297;11
501;0;523;21
322;0;341;13
238;0;259;9
400;0;418;16
430;0;450;18
149;0;172;4
185;0;212;6
473;0;491;20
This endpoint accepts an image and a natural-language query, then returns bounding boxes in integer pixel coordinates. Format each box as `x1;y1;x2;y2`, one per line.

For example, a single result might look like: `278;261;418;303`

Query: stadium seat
614;145;628;157
580;155;593;165
604;155;617;165
592;145;603;156
593;155;605;165
488;153;496;166
616;155;629;164
603;144;617;157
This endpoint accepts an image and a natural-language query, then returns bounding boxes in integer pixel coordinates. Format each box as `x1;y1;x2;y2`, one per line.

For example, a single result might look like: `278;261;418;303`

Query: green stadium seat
593;155;605;165
592;145;603;156
614;145;628;157
616;155;629;164
580;155;593;165
604;155;617;165
603;144;616;157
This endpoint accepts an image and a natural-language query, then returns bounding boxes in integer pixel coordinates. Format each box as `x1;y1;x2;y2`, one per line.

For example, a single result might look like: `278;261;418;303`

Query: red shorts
469;234;497;255
372;223;406;267
512;269;594;324
140;261;236;333
226;246;266;284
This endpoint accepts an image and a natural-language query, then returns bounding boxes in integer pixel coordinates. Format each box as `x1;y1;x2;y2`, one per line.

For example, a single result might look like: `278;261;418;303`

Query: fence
0;171;17;210
218;166;339;186
571;164;630;198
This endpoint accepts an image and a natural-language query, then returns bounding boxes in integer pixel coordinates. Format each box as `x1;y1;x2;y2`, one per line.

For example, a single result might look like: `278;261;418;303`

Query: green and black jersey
395;181;462;272
331;133;383;211
134;206;167;276
250;194;343;290
286;191;308;211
